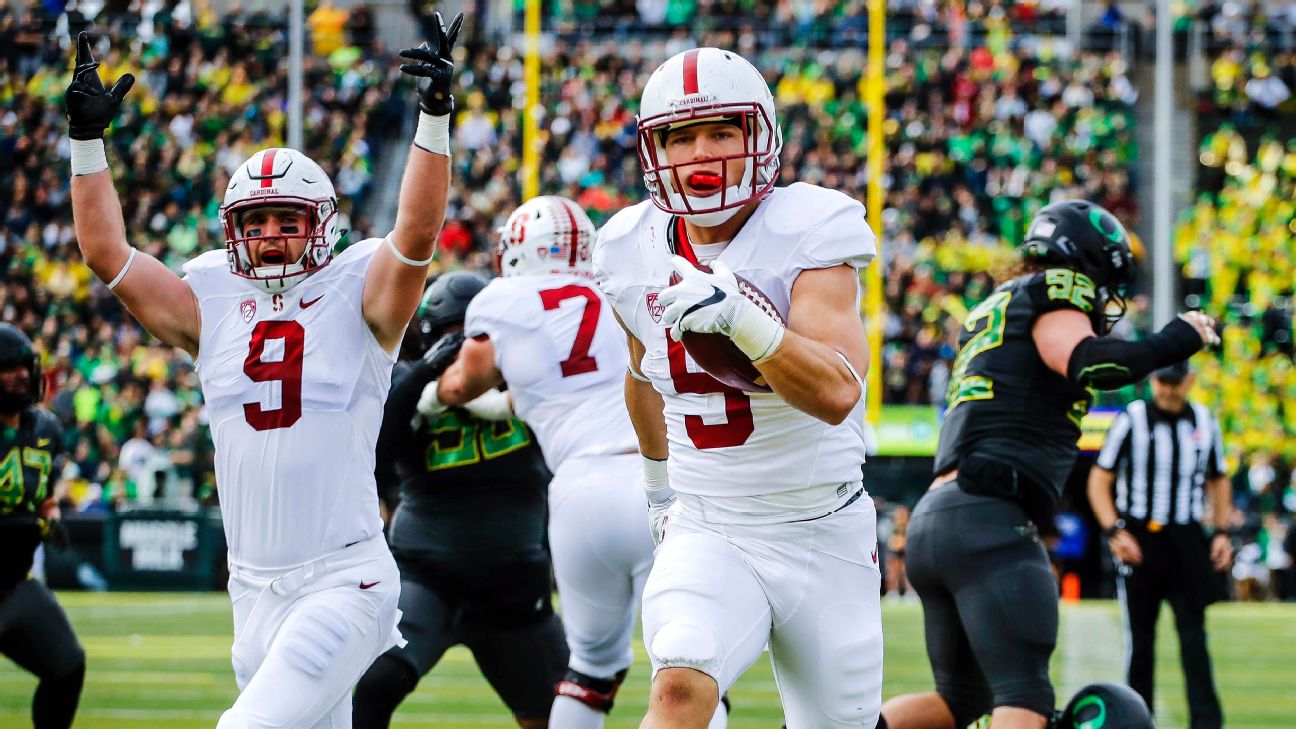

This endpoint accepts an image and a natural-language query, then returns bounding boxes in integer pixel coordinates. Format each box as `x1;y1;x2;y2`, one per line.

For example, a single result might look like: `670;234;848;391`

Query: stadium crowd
2;1;1293;599
2;1;402;509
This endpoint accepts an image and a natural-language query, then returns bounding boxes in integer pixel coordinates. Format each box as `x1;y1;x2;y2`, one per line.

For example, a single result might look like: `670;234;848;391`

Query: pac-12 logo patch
646;292;664;323
239;298;257;323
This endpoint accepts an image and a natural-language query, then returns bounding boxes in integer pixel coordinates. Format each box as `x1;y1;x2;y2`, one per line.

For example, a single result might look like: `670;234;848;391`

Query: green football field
1;594;1293;728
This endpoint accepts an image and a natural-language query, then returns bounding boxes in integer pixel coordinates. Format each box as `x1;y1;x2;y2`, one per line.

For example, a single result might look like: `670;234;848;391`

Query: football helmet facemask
221;148;341;294
637;47;782;227
496;196;596;278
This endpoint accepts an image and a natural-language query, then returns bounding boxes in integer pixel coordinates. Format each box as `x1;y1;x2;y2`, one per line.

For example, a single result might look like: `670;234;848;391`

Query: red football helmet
637;47;782;226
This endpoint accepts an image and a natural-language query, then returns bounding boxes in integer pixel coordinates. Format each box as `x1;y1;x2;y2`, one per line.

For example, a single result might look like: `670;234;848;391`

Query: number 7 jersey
593;183;876;502
463;273;638;471
183;237;394;569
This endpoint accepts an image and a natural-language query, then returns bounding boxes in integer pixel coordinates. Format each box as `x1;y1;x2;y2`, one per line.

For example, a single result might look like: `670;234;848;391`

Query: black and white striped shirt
1095;400;1226;526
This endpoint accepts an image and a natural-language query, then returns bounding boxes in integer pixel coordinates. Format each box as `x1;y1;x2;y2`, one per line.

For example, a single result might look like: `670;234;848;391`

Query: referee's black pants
1117;525;1222;729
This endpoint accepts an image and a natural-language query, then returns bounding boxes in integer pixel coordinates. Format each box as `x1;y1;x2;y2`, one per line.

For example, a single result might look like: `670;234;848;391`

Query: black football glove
65;32;135;141
421;330;466;380
398;11;463;116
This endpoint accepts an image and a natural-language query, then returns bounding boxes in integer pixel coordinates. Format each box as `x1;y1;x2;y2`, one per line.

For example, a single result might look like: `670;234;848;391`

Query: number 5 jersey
182;237;393;569
592;183;876;515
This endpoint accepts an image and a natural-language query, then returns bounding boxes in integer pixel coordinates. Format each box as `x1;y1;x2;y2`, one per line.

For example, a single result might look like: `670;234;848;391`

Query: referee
1088;360;1232;729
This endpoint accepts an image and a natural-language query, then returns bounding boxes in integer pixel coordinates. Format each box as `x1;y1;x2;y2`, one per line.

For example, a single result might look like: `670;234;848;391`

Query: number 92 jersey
182;237;394;569
934;269;1098;501
593;183;876;501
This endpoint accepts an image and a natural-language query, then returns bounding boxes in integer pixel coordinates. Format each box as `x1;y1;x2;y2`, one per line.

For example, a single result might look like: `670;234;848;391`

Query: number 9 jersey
182;237;394;569
934;268;1099;503
593;183;876;508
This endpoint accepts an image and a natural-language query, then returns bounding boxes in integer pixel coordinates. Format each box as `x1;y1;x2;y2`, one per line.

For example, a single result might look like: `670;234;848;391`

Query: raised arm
67;33;199;356
363;12;463;351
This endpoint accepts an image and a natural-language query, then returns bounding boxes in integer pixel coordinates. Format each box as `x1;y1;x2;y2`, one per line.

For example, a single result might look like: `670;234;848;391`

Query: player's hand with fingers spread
65;32;135;140
1178;311;1220;347
398;11;463;117
659;256;784;361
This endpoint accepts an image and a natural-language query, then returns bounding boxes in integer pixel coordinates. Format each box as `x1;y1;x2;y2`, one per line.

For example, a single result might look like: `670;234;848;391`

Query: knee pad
555;668;628;713
649;621;721;678
281;603;353;678
354;653;420;720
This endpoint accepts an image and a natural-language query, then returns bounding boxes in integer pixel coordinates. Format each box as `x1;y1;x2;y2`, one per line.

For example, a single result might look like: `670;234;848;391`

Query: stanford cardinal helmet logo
240;298;257;323
646;292;664;323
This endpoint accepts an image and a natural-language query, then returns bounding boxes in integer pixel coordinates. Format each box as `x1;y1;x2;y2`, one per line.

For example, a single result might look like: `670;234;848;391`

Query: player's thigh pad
641;510;772;690
762;496;884;727
0;580;85;679
548;454;655;677
384;575;458;676
222;556;401;728
911;484;1056;718
467;610;570;720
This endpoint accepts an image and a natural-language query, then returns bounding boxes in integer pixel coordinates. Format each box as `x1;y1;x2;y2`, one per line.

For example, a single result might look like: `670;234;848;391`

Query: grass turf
0;593;1292;727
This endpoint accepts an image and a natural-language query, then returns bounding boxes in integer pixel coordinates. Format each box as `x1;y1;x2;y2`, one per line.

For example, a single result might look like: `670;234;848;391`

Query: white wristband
386;235;435;267
106;247;138;290
730;301;786;362
642;456;674;507
417;380;447;417
627;366;650;383
413;111;451;156
70;138;109;176
462;388;513;421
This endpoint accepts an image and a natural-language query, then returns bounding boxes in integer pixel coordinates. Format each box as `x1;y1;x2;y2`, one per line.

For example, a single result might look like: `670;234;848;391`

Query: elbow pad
1067;318;1203;390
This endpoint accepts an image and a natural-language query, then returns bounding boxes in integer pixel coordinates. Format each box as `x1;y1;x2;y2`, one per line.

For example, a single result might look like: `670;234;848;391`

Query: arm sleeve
375;360;433;501
1095;410;1132;470
1066;318;1204;390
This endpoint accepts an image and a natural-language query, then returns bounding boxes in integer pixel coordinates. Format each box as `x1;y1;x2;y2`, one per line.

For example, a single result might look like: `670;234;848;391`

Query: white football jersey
464;273;637;472
593;183;876;500
183;238;393;569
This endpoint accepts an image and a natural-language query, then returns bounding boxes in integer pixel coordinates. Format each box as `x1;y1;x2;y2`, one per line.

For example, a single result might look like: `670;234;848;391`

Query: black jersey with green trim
1;407;64;587
0;408;63;525
377;361;551;560
934;269;1098;501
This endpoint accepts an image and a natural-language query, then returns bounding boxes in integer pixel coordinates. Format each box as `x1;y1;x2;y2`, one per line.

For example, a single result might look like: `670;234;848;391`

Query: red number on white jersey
243;320;304;430
666;335;753;449
539;284;601;378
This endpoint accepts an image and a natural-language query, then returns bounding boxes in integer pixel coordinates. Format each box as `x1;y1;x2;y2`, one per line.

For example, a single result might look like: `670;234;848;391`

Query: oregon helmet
1056;682;1155;729
416;271;489;351
1020;200;1136;334
0;323;42;413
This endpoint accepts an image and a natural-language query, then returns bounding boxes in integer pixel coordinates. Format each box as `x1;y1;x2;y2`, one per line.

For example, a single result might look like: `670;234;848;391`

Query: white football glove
642;456;674;545
462;388;513;421
658;256;785;361
417;380;447;417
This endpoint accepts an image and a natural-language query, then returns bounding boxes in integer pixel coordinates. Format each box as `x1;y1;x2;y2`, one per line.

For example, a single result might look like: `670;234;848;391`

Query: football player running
879;201;1214;729
592;48;882;728
65;16;463;727
0;324;85;729
430;197;728;729
353;273;569;729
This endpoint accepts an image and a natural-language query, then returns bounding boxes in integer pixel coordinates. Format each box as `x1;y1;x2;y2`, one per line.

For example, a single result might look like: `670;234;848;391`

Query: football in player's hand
669;267;785;393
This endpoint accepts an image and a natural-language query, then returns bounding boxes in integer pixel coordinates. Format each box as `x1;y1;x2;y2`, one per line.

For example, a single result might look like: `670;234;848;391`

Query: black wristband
1103;518;1127;540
